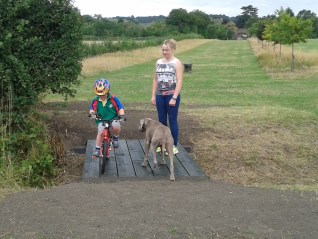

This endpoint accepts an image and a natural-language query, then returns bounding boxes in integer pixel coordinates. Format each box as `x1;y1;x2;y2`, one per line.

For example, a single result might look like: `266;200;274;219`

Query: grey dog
139;118;175;181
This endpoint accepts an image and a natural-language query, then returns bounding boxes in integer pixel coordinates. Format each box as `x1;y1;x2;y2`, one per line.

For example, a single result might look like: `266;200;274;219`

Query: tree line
81;5;318;40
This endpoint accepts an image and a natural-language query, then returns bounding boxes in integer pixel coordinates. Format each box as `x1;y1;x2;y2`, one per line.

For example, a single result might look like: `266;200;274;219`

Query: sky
73;0;318;18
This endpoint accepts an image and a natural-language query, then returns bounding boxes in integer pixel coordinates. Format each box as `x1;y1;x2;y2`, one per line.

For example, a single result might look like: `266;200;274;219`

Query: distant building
235;29;248;40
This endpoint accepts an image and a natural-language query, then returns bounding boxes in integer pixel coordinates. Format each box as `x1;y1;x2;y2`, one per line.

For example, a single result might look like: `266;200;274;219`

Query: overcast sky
73;0;318;18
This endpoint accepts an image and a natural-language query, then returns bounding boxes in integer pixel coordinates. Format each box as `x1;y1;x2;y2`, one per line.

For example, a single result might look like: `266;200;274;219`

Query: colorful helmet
94;78;110;95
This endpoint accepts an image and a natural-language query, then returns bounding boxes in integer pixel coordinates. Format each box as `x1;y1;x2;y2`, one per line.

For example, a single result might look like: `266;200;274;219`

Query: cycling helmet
94;78;110;95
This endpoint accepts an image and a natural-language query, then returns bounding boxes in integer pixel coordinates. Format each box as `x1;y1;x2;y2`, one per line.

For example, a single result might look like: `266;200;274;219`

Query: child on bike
89;78;125;157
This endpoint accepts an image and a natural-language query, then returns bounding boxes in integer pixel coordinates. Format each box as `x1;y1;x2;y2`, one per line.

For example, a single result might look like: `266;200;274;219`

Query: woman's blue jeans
156;94;180;146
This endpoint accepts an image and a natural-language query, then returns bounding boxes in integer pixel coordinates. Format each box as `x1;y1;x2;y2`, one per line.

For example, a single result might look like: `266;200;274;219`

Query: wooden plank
82;140;99;178
102;157;118;177
115;139;136;177
176;143;206;177
102;144;118;178
83;139;207;180
139;139;171;178
139;139;190;177
165;154;190;177
126;139;153;177
84;140;118;178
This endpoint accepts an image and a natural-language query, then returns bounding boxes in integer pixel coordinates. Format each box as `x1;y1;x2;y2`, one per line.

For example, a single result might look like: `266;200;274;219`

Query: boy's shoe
173;146;179;154
112;137;119;148
156;147;161;153
92;149;100;157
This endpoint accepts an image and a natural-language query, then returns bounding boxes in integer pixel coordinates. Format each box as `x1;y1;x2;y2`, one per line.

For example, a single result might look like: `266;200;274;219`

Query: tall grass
81;39;210;76
249;38;318;79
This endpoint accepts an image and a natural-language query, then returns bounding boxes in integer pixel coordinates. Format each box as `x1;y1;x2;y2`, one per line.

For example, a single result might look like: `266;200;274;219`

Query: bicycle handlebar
89;114;126;123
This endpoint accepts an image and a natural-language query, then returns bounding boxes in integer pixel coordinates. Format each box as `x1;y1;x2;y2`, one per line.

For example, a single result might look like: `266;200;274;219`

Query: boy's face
99;94;108;100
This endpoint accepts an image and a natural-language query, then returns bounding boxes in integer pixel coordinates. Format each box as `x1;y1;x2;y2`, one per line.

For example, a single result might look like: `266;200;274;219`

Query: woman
151;39;183;154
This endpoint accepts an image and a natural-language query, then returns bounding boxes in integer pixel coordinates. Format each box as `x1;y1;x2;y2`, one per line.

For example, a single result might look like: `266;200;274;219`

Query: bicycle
89;114;126;175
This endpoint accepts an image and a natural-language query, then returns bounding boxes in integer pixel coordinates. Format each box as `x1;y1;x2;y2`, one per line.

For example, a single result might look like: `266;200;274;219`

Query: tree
278;14;312;71
144;22;169;37
188;10;211;37
285;7;295;17
206;22;231;39
0;0;83;126
297;9;317;19
224;21;238;39
166;8;191;33
249;19;267;41
241;5;259;17
297;9;318;38
236;5;259;28
264;10;313;72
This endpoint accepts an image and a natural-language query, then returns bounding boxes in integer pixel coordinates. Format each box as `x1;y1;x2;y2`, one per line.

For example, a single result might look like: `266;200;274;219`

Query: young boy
89;78;125;157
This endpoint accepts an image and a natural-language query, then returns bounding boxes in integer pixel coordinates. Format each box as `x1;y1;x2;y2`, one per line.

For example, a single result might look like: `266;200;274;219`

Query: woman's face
161;43;173;59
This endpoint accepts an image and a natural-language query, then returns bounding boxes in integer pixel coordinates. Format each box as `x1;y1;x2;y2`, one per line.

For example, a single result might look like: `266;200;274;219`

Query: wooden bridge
82;139;207;180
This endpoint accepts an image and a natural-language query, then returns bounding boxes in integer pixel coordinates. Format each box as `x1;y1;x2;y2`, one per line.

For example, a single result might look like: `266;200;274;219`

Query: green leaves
262;10;313;72
264;11;313;45
1;0;83;188
1;0;83;126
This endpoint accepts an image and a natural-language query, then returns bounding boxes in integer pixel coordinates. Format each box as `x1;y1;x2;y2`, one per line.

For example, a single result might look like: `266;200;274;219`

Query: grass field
295;39;318;52
47;39;318;191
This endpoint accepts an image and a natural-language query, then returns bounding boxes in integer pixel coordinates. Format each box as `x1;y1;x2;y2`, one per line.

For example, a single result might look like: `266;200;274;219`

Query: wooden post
184;63;192;73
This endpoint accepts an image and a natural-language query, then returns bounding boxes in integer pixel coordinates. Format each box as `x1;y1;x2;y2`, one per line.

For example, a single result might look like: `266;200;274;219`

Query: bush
0;0;83;126
1;111;61;188
0;0;83;188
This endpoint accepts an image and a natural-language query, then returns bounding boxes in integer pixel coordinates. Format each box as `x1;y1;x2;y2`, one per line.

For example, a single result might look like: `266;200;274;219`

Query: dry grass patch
249;38;318;79
184;107;318;191
81;39;210;76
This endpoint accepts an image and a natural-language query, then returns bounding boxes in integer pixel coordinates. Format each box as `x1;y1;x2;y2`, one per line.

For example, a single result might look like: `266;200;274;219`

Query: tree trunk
291;44;295;72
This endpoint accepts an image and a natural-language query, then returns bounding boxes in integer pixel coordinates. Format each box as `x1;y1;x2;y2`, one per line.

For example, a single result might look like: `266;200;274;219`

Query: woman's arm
151;62;158;106
169;59;183;106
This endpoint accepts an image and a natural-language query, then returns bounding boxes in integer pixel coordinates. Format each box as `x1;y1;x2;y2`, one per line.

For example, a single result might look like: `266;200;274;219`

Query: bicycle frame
97;119;113;175
100;121;112;158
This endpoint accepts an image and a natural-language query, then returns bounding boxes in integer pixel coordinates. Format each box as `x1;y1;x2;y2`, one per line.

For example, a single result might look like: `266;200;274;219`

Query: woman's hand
151;97;156;106
169;98;176;106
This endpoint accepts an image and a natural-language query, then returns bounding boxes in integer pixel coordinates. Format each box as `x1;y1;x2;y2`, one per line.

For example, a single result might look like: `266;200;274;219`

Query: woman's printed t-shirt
155;58;178;95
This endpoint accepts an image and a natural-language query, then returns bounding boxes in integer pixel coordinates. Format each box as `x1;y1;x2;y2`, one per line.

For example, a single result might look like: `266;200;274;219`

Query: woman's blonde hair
162;39;177;50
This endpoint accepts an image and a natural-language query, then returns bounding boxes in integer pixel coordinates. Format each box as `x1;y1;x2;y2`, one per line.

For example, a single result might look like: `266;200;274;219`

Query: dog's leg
142;141;150;167
166;145;175;181
151;144;158;170
160;144;166;165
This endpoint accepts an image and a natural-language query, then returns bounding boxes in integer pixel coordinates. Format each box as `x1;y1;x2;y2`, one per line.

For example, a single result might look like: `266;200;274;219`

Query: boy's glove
89;112;96;119
119;115;126;121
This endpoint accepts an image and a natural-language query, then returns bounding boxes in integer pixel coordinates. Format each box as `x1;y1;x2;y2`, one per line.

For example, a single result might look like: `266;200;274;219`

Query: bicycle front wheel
101;142;111;174
100;145;106;175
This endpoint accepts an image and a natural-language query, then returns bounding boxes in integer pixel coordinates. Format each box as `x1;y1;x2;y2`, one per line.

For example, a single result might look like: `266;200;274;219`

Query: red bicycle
90;115;125;175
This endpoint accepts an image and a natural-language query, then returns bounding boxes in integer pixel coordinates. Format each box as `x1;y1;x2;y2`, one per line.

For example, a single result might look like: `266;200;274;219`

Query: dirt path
0;179;317;239
0;102;317;238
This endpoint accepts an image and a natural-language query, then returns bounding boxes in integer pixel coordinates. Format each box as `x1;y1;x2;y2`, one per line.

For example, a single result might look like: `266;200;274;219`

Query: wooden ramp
82;139;207;180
